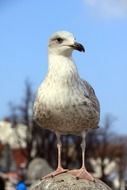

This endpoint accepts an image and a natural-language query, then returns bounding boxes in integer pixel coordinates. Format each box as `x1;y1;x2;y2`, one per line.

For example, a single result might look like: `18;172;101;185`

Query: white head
48;31;85;57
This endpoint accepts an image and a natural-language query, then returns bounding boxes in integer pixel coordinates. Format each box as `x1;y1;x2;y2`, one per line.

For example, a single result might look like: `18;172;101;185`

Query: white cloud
85;0;127;18
85;0;97;6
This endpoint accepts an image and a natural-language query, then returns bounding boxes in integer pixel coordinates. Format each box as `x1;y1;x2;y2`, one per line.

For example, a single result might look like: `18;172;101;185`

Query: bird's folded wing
82;79;100;113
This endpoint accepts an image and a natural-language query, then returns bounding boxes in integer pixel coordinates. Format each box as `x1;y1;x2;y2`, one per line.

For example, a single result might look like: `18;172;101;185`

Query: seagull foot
67;167;95;181
42;167;68;180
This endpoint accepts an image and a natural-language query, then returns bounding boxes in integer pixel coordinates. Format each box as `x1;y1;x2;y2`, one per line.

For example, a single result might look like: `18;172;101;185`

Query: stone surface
30;173;112;190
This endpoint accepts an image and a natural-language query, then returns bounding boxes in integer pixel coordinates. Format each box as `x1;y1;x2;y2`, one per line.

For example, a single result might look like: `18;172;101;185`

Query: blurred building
0;119;28;171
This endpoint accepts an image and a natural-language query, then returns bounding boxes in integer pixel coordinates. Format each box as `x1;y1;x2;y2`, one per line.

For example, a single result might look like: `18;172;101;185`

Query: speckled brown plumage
33;78;100;135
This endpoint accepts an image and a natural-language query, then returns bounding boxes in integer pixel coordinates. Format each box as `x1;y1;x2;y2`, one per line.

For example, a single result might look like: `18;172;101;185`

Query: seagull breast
33;54;100;135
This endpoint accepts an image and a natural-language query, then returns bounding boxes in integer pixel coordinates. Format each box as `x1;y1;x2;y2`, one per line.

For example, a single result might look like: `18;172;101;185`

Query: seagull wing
82;79;100;113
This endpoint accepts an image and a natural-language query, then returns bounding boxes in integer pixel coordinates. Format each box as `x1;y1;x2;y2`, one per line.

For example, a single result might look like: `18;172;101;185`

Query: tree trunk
30;173;112;190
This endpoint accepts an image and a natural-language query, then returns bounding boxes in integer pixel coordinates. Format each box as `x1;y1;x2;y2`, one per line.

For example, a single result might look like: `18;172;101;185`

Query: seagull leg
68;132;94;181
42;132;67;179
54;132;68;174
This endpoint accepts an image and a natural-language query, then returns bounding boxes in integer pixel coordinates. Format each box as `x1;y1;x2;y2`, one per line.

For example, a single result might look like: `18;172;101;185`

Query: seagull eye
56;38;63;43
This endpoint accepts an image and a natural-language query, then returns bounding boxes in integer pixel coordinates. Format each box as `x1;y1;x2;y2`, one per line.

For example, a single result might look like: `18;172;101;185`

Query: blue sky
0;0;127;134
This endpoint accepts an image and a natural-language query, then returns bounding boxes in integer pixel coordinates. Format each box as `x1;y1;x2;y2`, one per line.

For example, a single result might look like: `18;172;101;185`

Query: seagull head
48;31;85;57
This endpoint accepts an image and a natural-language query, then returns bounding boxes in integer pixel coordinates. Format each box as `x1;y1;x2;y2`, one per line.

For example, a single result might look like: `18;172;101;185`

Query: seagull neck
48;54;79;81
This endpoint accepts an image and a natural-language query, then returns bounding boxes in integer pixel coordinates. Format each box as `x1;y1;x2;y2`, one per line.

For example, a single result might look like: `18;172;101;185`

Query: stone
27;158;52;182
30;173;112;190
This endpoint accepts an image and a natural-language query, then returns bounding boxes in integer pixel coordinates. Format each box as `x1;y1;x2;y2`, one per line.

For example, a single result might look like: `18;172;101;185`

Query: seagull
33;31;100;181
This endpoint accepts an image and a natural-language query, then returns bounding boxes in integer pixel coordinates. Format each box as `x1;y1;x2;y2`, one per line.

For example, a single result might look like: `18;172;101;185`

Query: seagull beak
70;42;85;52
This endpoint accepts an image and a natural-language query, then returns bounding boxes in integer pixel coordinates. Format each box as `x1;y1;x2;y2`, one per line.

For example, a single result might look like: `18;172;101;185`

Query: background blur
0;0;127;189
